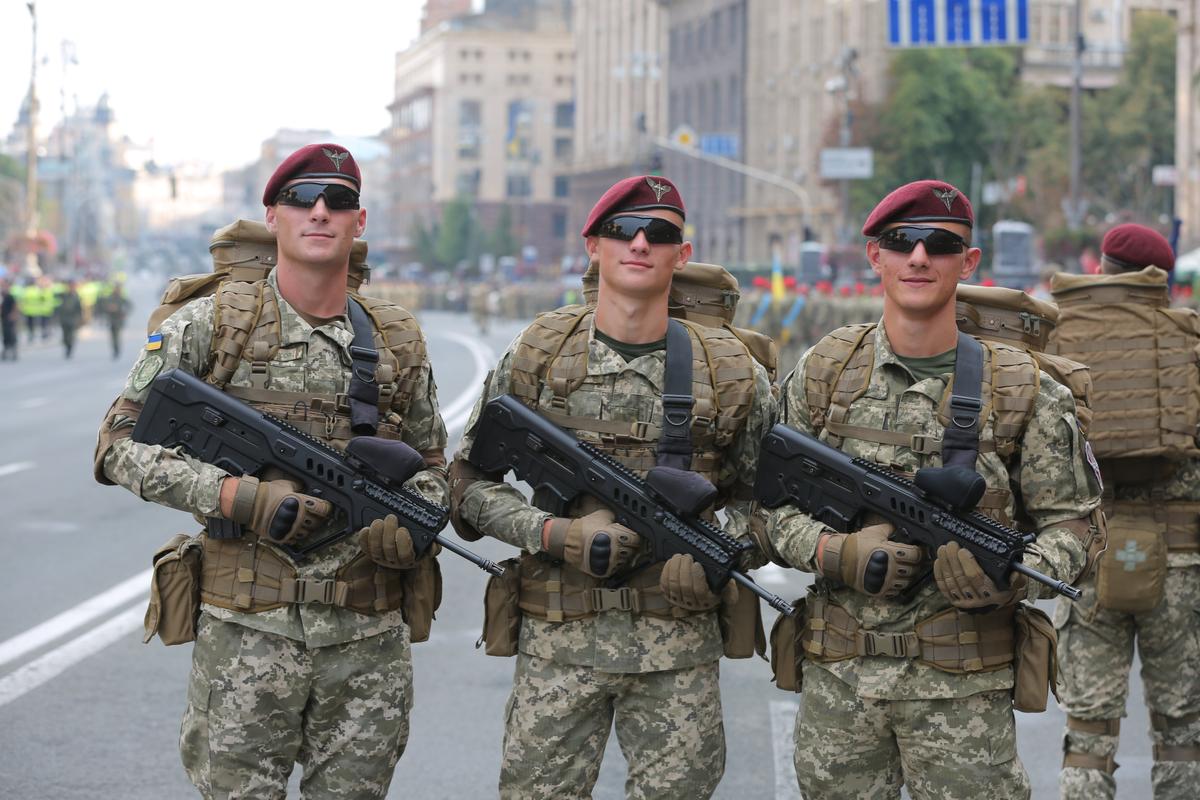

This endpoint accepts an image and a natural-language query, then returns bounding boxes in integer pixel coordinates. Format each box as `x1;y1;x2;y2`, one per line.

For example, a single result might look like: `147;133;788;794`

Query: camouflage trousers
180;613;413;799
1055;565;1200;799
793;662;1030;799
498;653;725;800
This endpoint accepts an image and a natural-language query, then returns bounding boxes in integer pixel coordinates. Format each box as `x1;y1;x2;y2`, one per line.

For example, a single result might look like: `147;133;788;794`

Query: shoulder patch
132;355;165;392
145;332;163;351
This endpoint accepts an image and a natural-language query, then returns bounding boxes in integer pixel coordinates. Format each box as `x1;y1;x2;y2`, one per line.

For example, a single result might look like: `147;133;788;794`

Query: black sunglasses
877;226;968;256
274;182;361;211
595;215;684;245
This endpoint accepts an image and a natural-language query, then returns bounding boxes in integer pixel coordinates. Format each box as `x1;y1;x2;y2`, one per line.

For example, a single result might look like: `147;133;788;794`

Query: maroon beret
862;179;974;237
581;175;686;237
1101;223;1175;272
262;143;361;206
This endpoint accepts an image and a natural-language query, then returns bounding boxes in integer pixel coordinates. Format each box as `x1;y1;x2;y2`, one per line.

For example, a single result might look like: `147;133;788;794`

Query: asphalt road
0;275;1154;798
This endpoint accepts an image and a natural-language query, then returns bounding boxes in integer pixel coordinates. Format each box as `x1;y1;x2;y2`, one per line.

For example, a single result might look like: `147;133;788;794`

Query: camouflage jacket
97;270;449;648
454;318;776;673
766;320;1102;700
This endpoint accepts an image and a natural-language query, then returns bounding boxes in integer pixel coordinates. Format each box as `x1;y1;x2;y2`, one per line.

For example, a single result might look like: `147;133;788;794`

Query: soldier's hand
545;509;642;578
358;514;433;570
933;542;1026;611
659;553;734;611
819;523;923;598
230;476;333;545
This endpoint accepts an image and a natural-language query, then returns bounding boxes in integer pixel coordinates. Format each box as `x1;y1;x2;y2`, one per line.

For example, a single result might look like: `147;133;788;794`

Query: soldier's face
867;221;980;319
265;177;366;270
586;209;691;301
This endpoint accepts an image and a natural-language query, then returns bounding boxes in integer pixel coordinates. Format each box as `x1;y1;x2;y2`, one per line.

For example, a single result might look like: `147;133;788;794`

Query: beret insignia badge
322;147;349;173
932;187;958;212
646;177;671;202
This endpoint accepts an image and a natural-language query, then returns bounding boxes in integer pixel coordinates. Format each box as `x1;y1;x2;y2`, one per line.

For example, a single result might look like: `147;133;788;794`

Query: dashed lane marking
0;462;35;478
770;700;802;800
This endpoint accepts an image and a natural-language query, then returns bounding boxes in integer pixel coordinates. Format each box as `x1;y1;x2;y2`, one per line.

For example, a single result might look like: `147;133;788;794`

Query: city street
0;275;1155;799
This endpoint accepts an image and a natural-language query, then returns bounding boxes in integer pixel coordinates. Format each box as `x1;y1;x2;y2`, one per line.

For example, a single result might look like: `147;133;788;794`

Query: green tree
410;216;438;269
1082;12;1176;220
434;196;476;269
488;205;518;258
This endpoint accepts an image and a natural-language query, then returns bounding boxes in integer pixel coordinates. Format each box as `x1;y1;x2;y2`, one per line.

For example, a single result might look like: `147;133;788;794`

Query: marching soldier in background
56;278;84;359
764;179;1104;799
449;175;775;799
93;143;448;798
1049;224;1200;799
96;278;132;359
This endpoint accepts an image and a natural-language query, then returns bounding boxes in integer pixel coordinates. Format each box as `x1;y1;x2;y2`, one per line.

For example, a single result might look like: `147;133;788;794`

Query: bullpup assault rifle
754;424;1081;600
467;394;795;614
132;368;502;575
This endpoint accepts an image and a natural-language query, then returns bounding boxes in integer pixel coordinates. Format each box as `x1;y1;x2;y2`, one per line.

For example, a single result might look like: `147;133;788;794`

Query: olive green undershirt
896;347;957;384
595;328;666;362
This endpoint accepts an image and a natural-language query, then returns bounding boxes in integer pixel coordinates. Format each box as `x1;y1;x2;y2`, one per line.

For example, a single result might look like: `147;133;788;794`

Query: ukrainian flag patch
146;332;164;351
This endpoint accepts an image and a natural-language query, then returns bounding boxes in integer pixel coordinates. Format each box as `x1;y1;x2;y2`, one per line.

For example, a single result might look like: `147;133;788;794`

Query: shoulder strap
209;280;274;389
803;323;878;434
345;298;381;435
941;332;984;471
657;318;695;470
509;306;591;407
351;293;429;418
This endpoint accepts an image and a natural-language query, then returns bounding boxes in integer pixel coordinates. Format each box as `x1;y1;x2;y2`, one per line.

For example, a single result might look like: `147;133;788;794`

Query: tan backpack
1047;267;1200;461
581;259;778;380
146;219;370;333
955;284;1094;435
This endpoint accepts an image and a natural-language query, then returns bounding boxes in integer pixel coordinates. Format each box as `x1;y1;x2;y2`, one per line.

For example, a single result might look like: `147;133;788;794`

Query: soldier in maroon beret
1051;220;1200;800
449;174;776;798
765;178;1101;799
96;141;449;797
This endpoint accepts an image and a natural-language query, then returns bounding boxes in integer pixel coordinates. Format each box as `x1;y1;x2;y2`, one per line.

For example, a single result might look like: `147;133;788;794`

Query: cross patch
1114;539;1148;572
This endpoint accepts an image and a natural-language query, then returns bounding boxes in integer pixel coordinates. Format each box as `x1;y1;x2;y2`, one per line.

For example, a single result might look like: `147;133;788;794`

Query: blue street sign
888;0;1028;48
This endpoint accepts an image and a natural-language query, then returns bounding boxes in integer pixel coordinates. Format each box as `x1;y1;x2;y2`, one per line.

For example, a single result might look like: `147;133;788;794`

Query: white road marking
770;700;802;800
756;562;791;587
437;331;494;435
0;605;144;709
0;568;152;668
17;397;49;410
0;462;35;478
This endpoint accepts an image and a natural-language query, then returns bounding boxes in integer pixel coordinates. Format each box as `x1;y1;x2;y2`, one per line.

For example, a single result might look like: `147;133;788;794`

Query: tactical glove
659;553;736;611
358;514;437;570
545;509;641;578
229;476;333;545
933;541;1026;611
820;523;923;598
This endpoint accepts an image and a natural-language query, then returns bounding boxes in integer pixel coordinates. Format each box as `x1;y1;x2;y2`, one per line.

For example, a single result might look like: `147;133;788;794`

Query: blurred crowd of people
0;273;131;361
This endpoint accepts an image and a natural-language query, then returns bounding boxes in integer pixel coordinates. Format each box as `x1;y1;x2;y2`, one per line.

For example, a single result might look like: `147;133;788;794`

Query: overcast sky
1;1;432;170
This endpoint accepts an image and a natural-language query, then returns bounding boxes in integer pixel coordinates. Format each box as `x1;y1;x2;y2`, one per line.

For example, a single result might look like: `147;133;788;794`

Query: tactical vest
802;323;1041;524
1047;267;1200;462
1048;267;1200;555
506;303;760;621
196;277;434;623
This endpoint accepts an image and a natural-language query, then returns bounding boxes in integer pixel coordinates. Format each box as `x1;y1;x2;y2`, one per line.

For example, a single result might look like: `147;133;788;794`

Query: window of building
459;99;482;127
554;136;573;162
728;77;739;126
554;101;575;128
554;175;570;198
506;174;532;198
506;100;533;160
711;79;721;129
552;210;567;237
697;86;708;130
456;169;481;197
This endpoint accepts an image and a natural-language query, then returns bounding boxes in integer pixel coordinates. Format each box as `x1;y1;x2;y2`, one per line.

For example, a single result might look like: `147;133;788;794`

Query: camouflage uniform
97;270;448;799
766;320;1101;800
454;320;775;799
1056;458;1200;799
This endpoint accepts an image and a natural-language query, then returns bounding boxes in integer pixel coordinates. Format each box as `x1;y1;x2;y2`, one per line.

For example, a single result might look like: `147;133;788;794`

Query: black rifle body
754;424;1081;600
131;368;501;575
467;394;795;614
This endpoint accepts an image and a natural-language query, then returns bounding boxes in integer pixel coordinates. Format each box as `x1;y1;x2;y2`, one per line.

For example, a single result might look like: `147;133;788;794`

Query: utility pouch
720;579;766;659
480;557;522;657
1012;605;1059;713
144;533;204;646
768;598;806;692
400;556;443;644
1096;513;1168;613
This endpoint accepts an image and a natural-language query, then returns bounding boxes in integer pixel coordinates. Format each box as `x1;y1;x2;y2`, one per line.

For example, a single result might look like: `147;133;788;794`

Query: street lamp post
24;1;41;276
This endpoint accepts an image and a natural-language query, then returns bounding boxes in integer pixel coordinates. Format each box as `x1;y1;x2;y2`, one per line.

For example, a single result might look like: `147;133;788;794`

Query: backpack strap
509;305;591;408
351;293;429;418
657;318;695;470
803;323;878;439
345;298;381;435
941;332;984;471
209;280;277;389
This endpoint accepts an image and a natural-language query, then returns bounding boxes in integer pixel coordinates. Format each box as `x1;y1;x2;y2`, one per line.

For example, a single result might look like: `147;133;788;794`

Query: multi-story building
659;0;748;267
387;1;575;267
568;0;669;253
741;0;889;264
